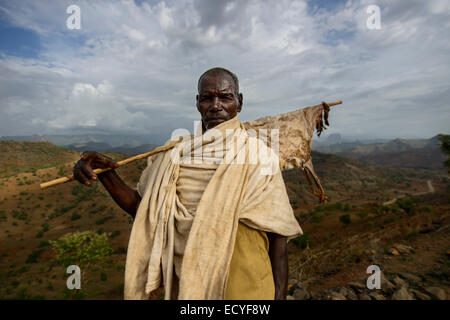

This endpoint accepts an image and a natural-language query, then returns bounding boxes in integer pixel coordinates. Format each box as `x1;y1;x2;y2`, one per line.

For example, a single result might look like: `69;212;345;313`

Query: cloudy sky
0;0;449;142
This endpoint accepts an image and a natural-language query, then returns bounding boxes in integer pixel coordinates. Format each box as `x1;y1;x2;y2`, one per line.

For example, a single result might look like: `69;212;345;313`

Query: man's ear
196;94;200;112
237;93;243;112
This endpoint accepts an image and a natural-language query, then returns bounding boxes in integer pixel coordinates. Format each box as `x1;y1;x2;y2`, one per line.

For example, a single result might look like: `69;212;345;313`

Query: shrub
116;246;127;254
71;213;81;221
41;222;49;232
396;198;420;214
49;231;113;269
26;249;44;264
38;240;50;248
291;234;311;250
95;216;113;225
339;214;351;226
383;216;401;224
312;212;323;224
356;212;368;220
110;230;121;238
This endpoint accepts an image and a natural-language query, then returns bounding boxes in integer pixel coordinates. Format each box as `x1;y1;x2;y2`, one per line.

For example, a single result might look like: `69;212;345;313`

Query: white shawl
124;115;302;300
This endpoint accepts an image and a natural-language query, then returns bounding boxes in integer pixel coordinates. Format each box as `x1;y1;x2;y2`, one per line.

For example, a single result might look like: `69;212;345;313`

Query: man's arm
97;170;141;218
73;151;141;218
268;232;288;300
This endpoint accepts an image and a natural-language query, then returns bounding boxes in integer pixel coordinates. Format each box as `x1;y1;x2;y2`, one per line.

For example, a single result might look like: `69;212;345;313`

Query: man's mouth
207;117;225;122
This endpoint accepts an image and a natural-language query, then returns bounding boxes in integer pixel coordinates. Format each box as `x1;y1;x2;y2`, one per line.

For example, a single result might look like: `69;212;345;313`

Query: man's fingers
80;162;97;180
95;155;119;169
74;165;91;186
108;159;120;169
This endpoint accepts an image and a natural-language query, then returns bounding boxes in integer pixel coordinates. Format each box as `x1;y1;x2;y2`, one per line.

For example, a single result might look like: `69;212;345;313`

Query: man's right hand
73;151;119;186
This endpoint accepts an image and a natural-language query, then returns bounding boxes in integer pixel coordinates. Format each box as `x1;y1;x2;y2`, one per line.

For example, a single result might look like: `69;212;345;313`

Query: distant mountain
108;144;157;155
64;142;157;156
327;135;446;171
65;142;113;153
0;134;158;149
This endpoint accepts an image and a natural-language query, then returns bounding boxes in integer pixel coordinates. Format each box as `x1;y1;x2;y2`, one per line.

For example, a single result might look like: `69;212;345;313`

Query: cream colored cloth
124;115;303;300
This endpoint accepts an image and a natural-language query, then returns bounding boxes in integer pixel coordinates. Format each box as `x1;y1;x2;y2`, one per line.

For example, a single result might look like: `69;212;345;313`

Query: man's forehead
198;73;236;93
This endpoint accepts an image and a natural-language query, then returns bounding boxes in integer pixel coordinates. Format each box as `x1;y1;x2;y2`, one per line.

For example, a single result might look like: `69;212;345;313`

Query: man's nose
210;97;221;111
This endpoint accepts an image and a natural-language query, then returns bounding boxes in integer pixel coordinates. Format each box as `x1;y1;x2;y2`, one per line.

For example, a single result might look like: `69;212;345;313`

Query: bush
339;214;351;226
26;249;44;264
38;240;50;248
110;230;121;238
396;198;420;214
291;234;311;250
49;231;113;268
71;213;81;221
312;212;323;224
95;216;113;225
356;212;368;220
383;216;401;224
41;222;49;232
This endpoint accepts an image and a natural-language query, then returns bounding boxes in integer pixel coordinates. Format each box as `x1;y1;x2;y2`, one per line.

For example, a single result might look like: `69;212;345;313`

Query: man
73;67;302;300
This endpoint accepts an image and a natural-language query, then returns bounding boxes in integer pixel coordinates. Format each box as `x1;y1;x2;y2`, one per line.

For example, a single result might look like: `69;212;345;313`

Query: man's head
196;67;243;131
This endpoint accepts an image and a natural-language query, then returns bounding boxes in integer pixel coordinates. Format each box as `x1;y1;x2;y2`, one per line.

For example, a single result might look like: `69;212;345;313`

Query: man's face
196;72;243;131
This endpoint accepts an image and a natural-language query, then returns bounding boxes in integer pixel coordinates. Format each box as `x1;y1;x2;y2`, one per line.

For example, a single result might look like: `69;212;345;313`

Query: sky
0;0;449;142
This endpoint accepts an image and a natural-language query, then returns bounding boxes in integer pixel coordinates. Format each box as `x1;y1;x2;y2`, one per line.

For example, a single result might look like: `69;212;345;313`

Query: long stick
40;100;342;189
40;140;180;189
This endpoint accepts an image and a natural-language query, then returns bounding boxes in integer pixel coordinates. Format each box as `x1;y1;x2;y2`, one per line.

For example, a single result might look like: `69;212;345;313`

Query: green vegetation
438;134;450;173
339;214;351;226
26;249;45;264
110;230;121;238
291;233;311;249
49;231;113;269
95;216;114;225
49;231;113;298
356;212;368;220
36;222;50;238
12;210;27;220
49;183;103;219
71;213;81;221
0;141;79;178
396;197;420;214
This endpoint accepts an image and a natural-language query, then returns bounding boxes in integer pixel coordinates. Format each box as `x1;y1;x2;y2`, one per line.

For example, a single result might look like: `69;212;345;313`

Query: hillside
0;141;448;300
0;141;80;178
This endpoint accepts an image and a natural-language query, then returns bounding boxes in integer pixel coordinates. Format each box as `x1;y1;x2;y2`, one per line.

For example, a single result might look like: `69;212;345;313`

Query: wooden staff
40;100;342;190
